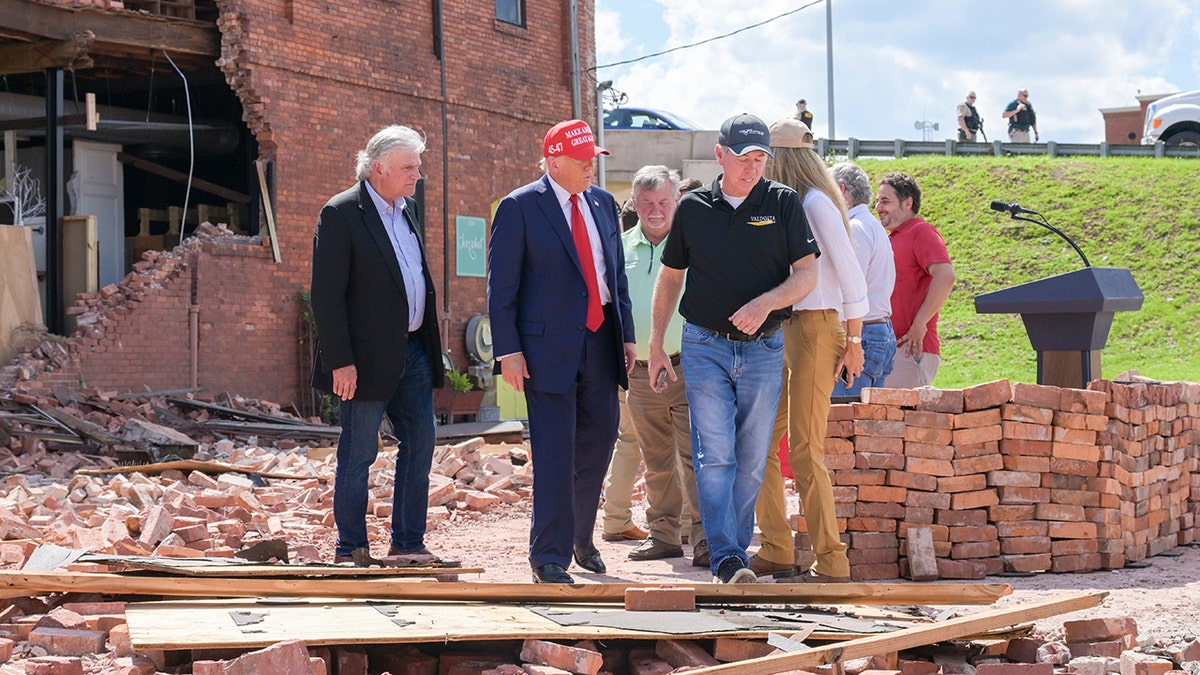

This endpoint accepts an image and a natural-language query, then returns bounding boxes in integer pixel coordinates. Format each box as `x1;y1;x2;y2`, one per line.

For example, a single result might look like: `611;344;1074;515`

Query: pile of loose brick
810;377;1199;581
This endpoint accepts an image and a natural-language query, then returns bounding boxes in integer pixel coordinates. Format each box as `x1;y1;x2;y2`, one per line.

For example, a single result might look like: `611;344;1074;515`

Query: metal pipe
569;0;581;119
44;69;64;334
189;304;199;388
825;0;835;140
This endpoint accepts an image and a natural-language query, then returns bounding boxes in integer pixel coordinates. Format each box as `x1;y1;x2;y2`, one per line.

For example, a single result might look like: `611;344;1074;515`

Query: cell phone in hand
654;369;669;393
838;366;851;386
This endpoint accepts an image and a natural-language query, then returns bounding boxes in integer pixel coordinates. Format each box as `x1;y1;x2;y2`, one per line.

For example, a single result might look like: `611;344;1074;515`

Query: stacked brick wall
796;379;1200;581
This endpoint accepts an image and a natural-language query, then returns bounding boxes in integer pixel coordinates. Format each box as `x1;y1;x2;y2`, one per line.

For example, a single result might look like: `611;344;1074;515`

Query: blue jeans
680;322;785;575
334;339;435;557
832;321;897;397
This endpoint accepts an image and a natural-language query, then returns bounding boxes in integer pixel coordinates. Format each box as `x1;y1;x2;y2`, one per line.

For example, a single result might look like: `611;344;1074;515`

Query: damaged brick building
0;0;598;409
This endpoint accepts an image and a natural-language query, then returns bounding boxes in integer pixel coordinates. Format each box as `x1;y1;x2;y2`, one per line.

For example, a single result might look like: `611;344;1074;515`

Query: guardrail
815;138;1200;159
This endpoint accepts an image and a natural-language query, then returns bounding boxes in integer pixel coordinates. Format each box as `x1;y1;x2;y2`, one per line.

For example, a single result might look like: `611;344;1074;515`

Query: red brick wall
211;0;597;404
61;237;298;403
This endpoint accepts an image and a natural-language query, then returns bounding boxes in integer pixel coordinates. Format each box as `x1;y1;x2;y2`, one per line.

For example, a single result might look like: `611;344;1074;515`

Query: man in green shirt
620;165;704;564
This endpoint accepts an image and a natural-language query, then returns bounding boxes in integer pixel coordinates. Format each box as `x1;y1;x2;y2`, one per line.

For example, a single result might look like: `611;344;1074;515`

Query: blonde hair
765;147;850;236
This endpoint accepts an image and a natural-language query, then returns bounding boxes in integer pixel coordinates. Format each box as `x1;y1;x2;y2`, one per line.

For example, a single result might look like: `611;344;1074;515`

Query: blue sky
593;0;1200;143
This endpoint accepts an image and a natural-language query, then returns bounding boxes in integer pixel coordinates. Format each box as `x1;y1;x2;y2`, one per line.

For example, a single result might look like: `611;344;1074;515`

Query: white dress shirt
366;181;426;332
846;203;895;322
547;175;612;304
792;189;869;320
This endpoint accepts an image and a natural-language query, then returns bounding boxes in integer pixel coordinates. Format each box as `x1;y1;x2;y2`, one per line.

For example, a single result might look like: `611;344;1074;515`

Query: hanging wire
162;51;194;247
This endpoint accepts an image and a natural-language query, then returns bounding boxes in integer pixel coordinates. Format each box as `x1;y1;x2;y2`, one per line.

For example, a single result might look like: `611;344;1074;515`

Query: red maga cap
543;119;609;161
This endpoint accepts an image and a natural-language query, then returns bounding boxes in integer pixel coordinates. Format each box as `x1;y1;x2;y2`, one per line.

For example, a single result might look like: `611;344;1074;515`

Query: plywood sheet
0;224;43;363
125;599;922;650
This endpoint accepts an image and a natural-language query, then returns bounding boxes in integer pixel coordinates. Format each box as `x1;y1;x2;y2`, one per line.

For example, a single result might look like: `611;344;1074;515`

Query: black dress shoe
532;563;574;584
627;538;684;561
573;546;607;574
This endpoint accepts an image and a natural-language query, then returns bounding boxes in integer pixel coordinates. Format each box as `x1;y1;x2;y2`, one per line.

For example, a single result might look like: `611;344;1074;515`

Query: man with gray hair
310;125;446;565
609;165;705;565
830;162;896;396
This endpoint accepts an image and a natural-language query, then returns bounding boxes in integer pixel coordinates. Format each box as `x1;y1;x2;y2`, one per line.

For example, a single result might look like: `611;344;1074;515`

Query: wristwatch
847;335;862;344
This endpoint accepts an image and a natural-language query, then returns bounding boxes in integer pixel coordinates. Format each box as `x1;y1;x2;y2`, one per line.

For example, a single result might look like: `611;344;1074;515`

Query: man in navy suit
488;119;637;584
310;125;446;564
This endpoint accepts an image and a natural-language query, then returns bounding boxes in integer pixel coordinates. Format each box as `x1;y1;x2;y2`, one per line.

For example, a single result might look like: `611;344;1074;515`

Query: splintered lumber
74;459;325;481
39;405;124;445
166;396;325;426
0;571;1010;605
686;590;1107;675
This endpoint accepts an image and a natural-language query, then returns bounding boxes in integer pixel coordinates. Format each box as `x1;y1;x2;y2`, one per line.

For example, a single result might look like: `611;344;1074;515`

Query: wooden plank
197;419;341;439
166;396;325;427
0;35;93;75
118;153;250;204
125;599;927;651
0;225;43;364
255;160;282;263
39;405;122;445
686;591;1108;675
0;571;1011;606
74;459;325;481
0;0;218;56
77;554;479;577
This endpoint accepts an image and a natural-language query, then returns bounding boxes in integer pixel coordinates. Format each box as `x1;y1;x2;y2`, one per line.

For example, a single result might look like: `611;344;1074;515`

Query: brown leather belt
635;353;681;368
863;317;891;325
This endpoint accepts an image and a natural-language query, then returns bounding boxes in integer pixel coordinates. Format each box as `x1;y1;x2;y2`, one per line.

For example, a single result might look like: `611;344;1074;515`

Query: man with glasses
957;92;982;142
1003;89;1039;143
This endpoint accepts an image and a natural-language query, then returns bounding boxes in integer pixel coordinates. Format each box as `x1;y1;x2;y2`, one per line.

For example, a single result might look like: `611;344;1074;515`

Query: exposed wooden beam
0;0;217;57
688;591;1107;675
0;570;1012;606
0;114;87;133
0;33;93;75
118;152;250;204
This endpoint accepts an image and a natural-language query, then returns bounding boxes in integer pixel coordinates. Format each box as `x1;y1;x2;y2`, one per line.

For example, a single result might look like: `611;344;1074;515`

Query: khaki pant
754;309;850;577
884;351;941;389
625;362;702;546
601;390;642;534
1008;128;1031;143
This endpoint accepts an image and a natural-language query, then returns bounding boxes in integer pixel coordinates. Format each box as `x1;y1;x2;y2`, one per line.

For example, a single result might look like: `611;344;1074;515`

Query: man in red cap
488;119;637;583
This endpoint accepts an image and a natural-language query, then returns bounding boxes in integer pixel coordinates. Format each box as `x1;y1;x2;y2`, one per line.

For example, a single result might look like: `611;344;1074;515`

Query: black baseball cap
718;113;773;157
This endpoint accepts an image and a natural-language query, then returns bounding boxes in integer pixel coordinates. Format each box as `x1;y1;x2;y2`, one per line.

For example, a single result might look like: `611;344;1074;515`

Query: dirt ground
418;495;1200;648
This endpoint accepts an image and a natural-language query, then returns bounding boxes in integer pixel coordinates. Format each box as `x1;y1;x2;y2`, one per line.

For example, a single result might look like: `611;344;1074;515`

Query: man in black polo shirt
647;113;819;584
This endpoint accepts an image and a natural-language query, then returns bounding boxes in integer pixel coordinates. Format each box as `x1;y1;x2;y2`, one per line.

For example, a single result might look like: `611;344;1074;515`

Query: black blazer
310;181;444;399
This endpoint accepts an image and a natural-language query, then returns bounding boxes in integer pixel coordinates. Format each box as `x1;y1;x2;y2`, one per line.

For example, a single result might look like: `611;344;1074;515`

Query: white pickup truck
1143;89;1200;147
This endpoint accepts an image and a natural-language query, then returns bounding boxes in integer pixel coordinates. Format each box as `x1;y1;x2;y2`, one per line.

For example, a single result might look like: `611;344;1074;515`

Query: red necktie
570;194;604;332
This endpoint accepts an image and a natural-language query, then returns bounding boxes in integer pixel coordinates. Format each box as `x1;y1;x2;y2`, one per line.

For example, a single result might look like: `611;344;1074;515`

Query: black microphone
990;200;1037;215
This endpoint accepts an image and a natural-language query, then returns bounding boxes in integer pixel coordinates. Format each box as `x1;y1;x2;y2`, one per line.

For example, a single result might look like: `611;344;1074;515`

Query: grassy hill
850;155;1200;388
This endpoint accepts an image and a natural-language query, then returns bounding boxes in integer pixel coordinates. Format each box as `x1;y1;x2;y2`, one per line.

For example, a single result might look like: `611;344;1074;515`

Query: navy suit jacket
309;181;444;399
488;175;635;394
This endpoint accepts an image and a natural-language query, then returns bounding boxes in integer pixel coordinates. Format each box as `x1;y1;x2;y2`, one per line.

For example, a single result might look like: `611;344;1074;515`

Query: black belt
863;317;891;325
698;324;780;342
635;353;681;368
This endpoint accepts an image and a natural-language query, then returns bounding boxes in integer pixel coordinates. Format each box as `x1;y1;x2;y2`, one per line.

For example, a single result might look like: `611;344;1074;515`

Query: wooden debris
686;591;1108;674
0;570;1012;605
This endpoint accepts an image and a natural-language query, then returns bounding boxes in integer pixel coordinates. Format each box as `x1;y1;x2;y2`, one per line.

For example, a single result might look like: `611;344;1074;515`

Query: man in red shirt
873;173;955;388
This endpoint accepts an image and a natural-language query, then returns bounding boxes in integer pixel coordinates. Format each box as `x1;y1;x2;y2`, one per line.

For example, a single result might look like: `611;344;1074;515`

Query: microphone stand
1003;209;1091;268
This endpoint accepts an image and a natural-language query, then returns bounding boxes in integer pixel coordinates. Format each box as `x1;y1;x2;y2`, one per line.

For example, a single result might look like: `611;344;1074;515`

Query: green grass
849;156;1200;388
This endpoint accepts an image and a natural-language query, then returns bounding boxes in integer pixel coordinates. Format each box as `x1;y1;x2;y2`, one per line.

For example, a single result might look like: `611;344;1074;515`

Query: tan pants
754;309;850;577
602;390;642;534
625;362;702;546
884;351;940;389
